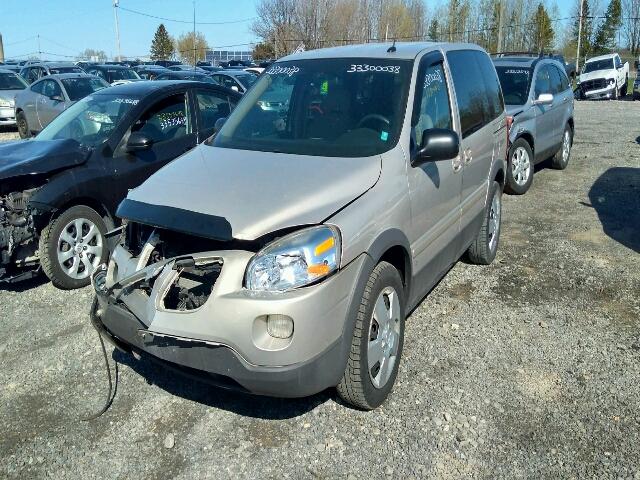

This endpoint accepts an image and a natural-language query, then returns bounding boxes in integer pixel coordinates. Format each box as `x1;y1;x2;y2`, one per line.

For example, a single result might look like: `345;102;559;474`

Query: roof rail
492;51;545;58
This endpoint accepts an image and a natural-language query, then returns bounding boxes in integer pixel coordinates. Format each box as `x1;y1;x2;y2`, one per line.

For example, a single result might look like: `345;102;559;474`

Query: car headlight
245;225;341;292
0;99;12;108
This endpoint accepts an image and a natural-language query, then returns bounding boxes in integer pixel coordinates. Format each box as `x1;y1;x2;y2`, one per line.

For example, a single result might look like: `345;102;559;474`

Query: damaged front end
0;188;41;282
91;219;359;397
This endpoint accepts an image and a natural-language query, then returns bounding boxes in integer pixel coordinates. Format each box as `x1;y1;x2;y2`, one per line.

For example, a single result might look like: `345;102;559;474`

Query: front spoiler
90;296;347;398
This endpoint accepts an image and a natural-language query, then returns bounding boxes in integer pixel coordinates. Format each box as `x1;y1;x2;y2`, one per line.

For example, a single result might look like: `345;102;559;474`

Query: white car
578;53;629;100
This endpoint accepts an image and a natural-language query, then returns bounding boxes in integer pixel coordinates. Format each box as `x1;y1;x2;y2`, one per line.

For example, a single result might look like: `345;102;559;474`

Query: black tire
337;261;405;410
39;205;108;290
634;93;640;101
551;124;572;170
621;77;628;97
504;138;534;195
467;181;502;265
16;111;30;139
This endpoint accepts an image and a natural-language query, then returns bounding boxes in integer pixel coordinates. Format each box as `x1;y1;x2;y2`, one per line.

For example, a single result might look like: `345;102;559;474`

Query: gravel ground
1;101;639;479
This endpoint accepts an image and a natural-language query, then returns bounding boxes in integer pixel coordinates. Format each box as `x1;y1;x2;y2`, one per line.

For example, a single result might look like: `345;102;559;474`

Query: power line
118;5;255;25
5;36;37;47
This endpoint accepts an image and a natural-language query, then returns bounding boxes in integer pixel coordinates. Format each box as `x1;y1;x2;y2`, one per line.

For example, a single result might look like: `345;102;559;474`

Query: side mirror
214;117;227;133
412;128;460;166
126;132;154;152
51;94;64;102
533;93;553;106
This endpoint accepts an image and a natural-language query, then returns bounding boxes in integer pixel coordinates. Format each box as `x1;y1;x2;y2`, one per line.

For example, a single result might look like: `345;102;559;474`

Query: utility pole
0;33;4;63
497;0;505;52
576;0;585;73
113;0;121;62
37;34;41;60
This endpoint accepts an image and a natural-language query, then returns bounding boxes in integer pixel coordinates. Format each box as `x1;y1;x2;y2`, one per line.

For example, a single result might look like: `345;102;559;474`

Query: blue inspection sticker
380;131;389;141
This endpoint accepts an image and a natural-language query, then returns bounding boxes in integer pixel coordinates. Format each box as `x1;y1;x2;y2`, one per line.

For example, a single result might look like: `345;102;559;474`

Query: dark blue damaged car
0;81;239;288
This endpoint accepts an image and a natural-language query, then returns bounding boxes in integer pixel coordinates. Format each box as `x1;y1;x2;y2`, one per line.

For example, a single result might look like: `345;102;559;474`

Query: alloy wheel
511;146;531;186
56;218;103;280
488;191;501;252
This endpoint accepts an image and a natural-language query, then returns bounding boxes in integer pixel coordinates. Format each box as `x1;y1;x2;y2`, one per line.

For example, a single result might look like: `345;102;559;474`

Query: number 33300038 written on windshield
347;64;401;73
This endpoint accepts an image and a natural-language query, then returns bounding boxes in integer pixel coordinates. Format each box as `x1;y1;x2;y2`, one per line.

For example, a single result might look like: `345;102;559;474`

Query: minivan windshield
36;93;138;146
583;59;614;73
214;58;412;157
495;67;531;105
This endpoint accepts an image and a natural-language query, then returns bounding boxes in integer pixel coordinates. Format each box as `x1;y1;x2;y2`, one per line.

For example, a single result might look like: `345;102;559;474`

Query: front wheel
16;111;30;139
39;205;108;289
551;125;572;170
505;138;534;195
467;181;502;265
621;77;628;97
337;261;405;410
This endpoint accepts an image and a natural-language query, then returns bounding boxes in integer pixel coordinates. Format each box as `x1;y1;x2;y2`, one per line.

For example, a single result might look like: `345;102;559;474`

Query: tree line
250;0;639;61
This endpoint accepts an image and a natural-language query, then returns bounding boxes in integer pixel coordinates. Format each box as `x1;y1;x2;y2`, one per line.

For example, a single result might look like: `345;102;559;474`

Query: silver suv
493;55;575;194
91;42;507;409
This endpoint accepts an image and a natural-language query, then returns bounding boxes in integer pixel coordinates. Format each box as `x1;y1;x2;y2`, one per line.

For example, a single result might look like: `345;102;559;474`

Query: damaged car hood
0;138;90;181
119;144;381;241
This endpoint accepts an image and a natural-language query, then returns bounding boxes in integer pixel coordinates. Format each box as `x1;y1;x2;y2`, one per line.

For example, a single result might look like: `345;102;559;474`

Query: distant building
205;50;253;65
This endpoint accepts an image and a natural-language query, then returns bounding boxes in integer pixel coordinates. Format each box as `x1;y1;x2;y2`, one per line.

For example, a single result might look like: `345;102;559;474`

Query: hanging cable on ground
81;299;119;421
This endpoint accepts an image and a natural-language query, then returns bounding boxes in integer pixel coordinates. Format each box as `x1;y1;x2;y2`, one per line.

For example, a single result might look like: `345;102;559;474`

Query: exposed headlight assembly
246;225;341;292
608;78;616;86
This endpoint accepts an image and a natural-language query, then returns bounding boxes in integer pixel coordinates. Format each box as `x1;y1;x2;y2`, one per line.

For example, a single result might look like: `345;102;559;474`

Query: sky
1;0;575;61
0;0;260;60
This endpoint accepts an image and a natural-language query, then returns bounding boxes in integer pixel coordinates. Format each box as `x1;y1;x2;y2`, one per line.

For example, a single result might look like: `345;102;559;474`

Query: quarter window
131;94;190;144
31;80;46;95
42;80;62;98
412;60;452;147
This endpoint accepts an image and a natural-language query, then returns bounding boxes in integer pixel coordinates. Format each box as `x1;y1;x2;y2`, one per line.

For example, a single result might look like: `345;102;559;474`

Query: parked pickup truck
578;53;629;100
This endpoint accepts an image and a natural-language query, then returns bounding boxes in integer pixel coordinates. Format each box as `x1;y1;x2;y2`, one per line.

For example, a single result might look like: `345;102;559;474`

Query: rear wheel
505;138;534;195
467;181;502;265
337;261;405;410
16;111;30;139
39;205;108;289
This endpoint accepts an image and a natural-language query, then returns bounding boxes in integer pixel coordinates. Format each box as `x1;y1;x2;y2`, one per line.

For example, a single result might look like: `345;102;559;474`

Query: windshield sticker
320;80;329;95
113;98;139;105
380;131;389;141
347;64;401;74
266;65;300;77
158;111;186;130
86;111;113;124
423;70;443;88
504;69;529;75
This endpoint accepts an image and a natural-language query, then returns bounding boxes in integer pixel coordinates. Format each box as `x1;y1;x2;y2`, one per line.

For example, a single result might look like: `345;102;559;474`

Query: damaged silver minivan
91;42;507;409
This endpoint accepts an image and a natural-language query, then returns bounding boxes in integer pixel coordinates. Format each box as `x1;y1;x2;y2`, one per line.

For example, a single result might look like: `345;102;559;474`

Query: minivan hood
121;144;381;241
0;138;90;182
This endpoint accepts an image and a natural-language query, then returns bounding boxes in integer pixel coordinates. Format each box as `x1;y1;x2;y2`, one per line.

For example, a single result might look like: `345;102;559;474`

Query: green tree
150;24;175;60
428;18;439;41
175;31;209;65
593;0;622;53
532;3;554;53
77;48;107;62
573;0;594;59
252;42;275;61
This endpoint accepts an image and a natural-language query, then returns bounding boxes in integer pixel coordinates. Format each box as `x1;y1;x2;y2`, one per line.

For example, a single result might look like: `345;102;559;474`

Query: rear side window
196;90;237;131
447;49;502;138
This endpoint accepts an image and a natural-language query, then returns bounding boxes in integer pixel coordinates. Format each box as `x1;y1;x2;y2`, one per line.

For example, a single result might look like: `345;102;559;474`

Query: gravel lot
1;101;639;479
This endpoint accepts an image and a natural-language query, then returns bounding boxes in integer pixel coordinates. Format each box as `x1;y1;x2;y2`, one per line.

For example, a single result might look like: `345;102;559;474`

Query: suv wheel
337;261;405;410
505;139;534;195
467;181;502;265
16;111;30;139
39;205;108;289
551;125;572;170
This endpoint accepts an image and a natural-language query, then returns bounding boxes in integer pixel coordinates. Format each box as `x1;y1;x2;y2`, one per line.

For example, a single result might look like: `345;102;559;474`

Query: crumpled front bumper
0;107;16;125
92;242;369;397
582;84;616;99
